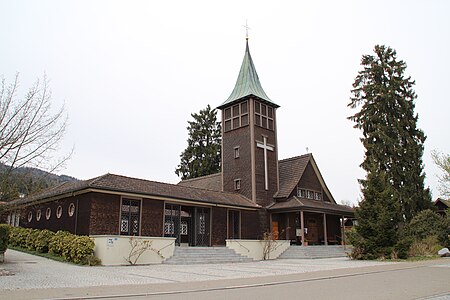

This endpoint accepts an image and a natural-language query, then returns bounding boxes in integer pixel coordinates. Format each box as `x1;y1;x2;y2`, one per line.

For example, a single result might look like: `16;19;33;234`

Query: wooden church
4;39;354;247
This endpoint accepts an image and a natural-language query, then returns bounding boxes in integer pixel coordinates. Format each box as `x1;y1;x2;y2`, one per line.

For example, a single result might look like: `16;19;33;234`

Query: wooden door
272;221;279;240
307;219;318;244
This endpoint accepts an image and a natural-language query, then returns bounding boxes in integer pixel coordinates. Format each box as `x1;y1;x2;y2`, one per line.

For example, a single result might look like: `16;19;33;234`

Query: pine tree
349;45;431;224
175;105;221;180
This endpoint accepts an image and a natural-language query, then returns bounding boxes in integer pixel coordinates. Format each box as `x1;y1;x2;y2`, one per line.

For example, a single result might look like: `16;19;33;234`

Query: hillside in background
0;163;78;201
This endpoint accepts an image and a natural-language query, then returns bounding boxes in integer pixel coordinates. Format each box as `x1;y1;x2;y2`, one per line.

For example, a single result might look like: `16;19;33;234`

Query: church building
4;39;354;247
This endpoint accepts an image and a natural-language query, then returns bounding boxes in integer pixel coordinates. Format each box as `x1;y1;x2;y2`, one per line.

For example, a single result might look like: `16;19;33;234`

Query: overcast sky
1;0;449;205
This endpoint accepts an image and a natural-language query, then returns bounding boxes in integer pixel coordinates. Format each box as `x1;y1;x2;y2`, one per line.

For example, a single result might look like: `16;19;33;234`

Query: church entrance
164;203;210;246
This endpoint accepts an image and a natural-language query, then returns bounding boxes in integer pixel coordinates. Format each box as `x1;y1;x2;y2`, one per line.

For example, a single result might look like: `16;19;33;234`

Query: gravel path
0;249;396;290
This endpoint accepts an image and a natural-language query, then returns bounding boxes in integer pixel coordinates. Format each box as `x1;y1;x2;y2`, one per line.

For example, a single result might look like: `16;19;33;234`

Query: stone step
163;246;253;265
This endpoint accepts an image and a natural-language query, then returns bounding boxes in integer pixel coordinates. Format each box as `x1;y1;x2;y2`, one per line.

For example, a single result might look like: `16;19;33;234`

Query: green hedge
0;224;10;252
8;226;98;265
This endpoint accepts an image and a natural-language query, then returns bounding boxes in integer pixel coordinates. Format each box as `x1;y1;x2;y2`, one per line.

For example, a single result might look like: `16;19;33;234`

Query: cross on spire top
243;20;250;40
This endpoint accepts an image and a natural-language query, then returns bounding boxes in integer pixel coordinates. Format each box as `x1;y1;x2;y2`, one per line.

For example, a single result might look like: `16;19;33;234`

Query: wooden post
323;213;328;245
300;210;305;246
285;214;290;240
342;215;346;250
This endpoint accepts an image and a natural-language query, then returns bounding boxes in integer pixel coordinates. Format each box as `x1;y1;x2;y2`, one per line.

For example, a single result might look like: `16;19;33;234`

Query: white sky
1;0;449;205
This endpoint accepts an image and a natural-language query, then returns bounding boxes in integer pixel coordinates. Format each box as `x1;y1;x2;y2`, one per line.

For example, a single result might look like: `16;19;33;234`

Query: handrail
232;240;250;252
158;240;175;253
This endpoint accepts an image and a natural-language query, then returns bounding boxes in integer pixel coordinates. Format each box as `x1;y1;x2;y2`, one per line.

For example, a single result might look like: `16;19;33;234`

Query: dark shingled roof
275;154;311;199
178;173;222;191
434;198;450;208
267;196;354;216
10;173;258;209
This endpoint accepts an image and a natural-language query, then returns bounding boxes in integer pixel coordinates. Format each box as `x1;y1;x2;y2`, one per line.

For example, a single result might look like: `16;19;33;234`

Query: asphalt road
2;258;449;300
92;260;450;300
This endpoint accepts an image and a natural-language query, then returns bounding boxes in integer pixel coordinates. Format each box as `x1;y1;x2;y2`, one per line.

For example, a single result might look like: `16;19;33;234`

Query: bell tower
218;39;280;211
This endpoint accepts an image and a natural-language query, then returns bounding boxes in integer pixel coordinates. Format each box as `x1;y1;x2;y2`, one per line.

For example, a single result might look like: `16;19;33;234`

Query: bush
26;229;40;251
9;226;31;248
49;231;96;264
35;230;55;253
408;235;443;257
49;231;72;256
401;209;449;248
7;227;97;265
0;224;10;252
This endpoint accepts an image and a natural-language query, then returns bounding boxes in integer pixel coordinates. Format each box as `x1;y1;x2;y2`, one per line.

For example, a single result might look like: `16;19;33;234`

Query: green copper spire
218;40;279;109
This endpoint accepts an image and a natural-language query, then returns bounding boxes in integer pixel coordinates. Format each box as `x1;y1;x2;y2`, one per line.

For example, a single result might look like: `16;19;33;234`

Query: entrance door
272;220;279;240
228;210;240;239
164;204;210;246
306;218;318;244
193;207;209;246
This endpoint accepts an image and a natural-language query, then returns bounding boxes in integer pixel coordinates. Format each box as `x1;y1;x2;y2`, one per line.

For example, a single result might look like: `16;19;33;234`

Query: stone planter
0;251;4;263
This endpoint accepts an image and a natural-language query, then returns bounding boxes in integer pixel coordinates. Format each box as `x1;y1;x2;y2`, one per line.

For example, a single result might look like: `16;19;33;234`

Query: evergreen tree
349;45;431;224
175;105;221;180
352;167;400;259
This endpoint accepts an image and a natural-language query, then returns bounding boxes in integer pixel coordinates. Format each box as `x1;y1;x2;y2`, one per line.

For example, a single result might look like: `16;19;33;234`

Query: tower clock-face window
254;100;274;131
223;100;249;132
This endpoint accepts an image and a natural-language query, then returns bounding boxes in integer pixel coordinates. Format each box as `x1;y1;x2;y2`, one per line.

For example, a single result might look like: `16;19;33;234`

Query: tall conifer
349;45;431;224
175;105;221;180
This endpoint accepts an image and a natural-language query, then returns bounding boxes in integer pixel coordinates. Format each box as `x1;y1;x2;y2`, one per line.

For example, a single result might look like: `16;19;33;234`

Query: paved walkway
0;249;395;290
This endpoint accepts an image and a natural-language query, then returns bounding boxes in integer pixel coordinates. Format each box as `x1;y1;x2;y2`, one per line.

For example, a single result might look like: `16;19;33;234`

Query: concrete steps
163;247;253;265
279;245;350;259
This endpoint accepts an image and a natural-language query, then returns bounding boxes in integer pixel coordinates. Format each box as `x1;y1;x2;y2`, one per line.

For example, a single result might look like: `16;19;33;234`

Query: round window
56;206;63;219
27;211;33;222
36;209;41;221
68;203;75;217
46;208;51;220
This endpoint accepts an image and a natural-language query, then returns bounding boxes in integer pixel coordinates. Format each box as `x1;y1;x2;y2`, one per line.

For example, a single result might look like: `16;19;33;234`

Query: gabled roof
217;40;279;109
434;198;450;208
275;154;336;203
9;173;258;209
267;196;354;216
178;173;221;191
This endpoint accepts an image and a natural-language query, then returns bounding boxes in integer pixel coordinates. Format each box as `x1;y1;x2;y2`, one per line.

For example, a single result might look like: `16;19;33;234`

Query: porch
271;211;353;246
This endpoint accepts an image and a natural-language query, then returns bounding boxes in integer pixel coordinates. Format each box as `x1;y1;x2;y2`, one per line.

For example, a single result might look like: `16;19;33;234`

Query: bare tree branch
0;73;71;200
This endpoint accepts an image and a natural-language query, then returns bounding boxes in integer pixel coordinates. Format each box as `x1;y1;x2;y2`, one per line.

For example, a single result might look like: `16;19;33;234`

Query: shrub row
8;226;100;265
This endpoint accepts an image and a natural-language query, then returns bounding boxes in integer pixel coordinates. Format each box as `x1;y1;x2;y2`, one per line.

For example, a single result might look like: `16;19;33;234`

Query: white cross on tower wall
256;136;274;190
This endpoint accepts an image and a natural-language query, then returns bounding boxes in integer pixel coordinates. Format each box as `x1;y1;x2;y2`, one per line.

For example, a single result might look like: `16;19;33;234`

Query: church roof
9;173;259;209
267;196;354;216
178;173;222;191
274;154;335;204
275;154;310;199
217;40;279;109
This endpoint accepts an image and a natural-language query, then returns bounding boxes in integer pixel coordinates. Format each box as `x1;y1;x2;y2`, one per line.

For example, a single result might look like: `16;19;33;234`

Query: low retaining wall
91;235;176;266
226;239;291;260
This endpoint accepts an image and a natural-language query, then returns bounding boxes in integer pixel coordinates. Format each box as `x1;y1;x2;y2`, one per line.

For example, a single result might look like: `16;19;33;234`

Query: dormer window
315;192;322;200
297;188;306;198
297;186;322;201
